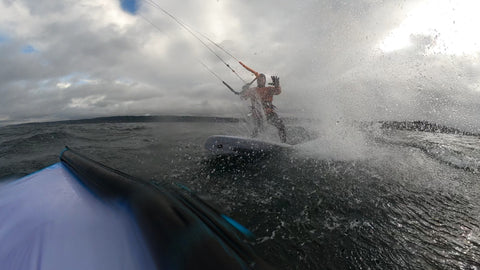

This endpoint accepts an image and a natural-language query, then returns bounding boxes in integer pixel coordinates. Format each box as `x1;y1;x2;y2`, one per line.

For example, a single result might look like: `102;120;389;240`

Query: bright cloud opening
378;0;480;55
68;95;106;109
56;82;71;89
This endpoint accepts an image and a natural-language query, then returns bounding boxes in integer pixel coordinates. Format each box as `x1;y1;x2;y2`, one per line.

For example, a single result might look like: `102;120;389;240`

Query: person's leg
267;112;287;143
251;107;263;138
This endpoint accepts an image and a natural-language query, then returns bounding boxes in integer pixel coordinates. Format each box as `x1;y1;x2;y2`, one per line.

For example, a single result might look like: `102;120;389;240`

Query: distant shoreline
3;115;242;127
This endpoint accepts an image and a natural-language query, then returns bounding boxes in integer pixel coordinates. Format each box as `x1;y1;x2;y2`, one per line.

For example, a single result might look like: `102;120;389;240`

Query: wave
378;120;478;136
0;130;71;157
372;125;480;173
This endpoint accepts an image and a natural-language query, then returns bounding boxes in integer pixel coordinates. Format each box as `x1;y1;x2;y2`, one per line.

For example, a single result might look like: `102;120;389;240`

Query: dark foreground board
0;147;272;270
205;135;291;155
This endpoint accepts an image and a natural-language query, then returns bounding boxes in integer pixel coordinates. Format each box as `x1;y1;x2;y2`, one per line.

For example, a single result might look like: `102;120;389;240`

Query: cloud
0;0;479;132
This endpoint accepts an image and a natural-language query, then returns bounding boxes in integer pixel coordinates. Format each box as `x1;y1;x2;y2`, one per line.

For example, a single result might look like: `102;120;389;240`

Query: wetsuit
241;84;287;143
238;62;287;142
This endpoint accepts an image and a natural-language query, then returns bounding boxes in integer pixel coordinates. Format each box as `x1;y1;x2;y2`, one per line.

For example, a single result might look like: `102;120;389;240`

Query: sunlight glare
378;0;480;55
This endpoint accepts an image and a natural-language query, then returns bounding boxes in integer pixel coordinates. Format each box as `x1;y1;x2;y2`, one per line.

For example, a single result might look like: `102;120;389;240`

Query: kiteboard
204;135;291;155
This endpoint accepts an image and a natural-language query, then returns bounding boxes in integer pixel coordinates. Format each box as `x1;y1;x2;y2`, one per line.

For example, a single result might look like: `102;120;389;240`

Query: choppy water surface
0;118;479;269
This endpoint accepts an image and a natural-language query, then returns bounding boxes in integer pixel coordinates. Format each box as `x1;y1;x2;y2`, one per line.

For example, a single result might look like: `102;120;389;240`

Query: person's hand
239;84;249;99
271;76;280;87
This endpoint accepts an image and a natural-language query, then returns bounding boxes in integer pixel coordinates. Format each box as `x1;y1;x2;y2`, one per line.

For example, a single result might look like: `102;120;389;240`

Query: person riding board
238;62;287;143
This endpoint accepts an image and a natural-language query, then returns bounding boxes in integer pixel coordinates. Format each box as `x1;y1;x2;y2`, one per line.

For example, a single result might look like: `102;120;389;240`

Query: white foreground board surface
0;163;156;270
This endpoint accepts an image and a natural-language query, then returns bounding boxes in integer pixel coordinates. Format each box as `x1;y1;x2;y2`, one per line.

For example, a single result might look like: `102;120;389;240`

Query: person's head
257;74;266;87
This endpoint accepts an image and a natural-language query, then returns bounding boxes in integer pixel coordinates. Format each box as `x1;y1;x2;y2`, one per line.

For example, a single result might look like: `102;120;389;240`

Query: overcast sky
1;0;480;130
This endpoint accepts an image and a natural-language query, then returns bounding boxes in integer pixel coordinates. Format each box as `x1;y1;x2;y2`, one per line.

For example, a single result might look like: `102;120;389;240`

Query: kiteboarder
239;63;287;143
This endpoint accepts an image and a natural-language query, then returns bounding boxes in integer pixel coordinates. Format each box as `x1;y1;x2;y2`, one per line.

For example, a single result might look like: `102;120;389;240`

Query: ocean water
0;117;479;270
